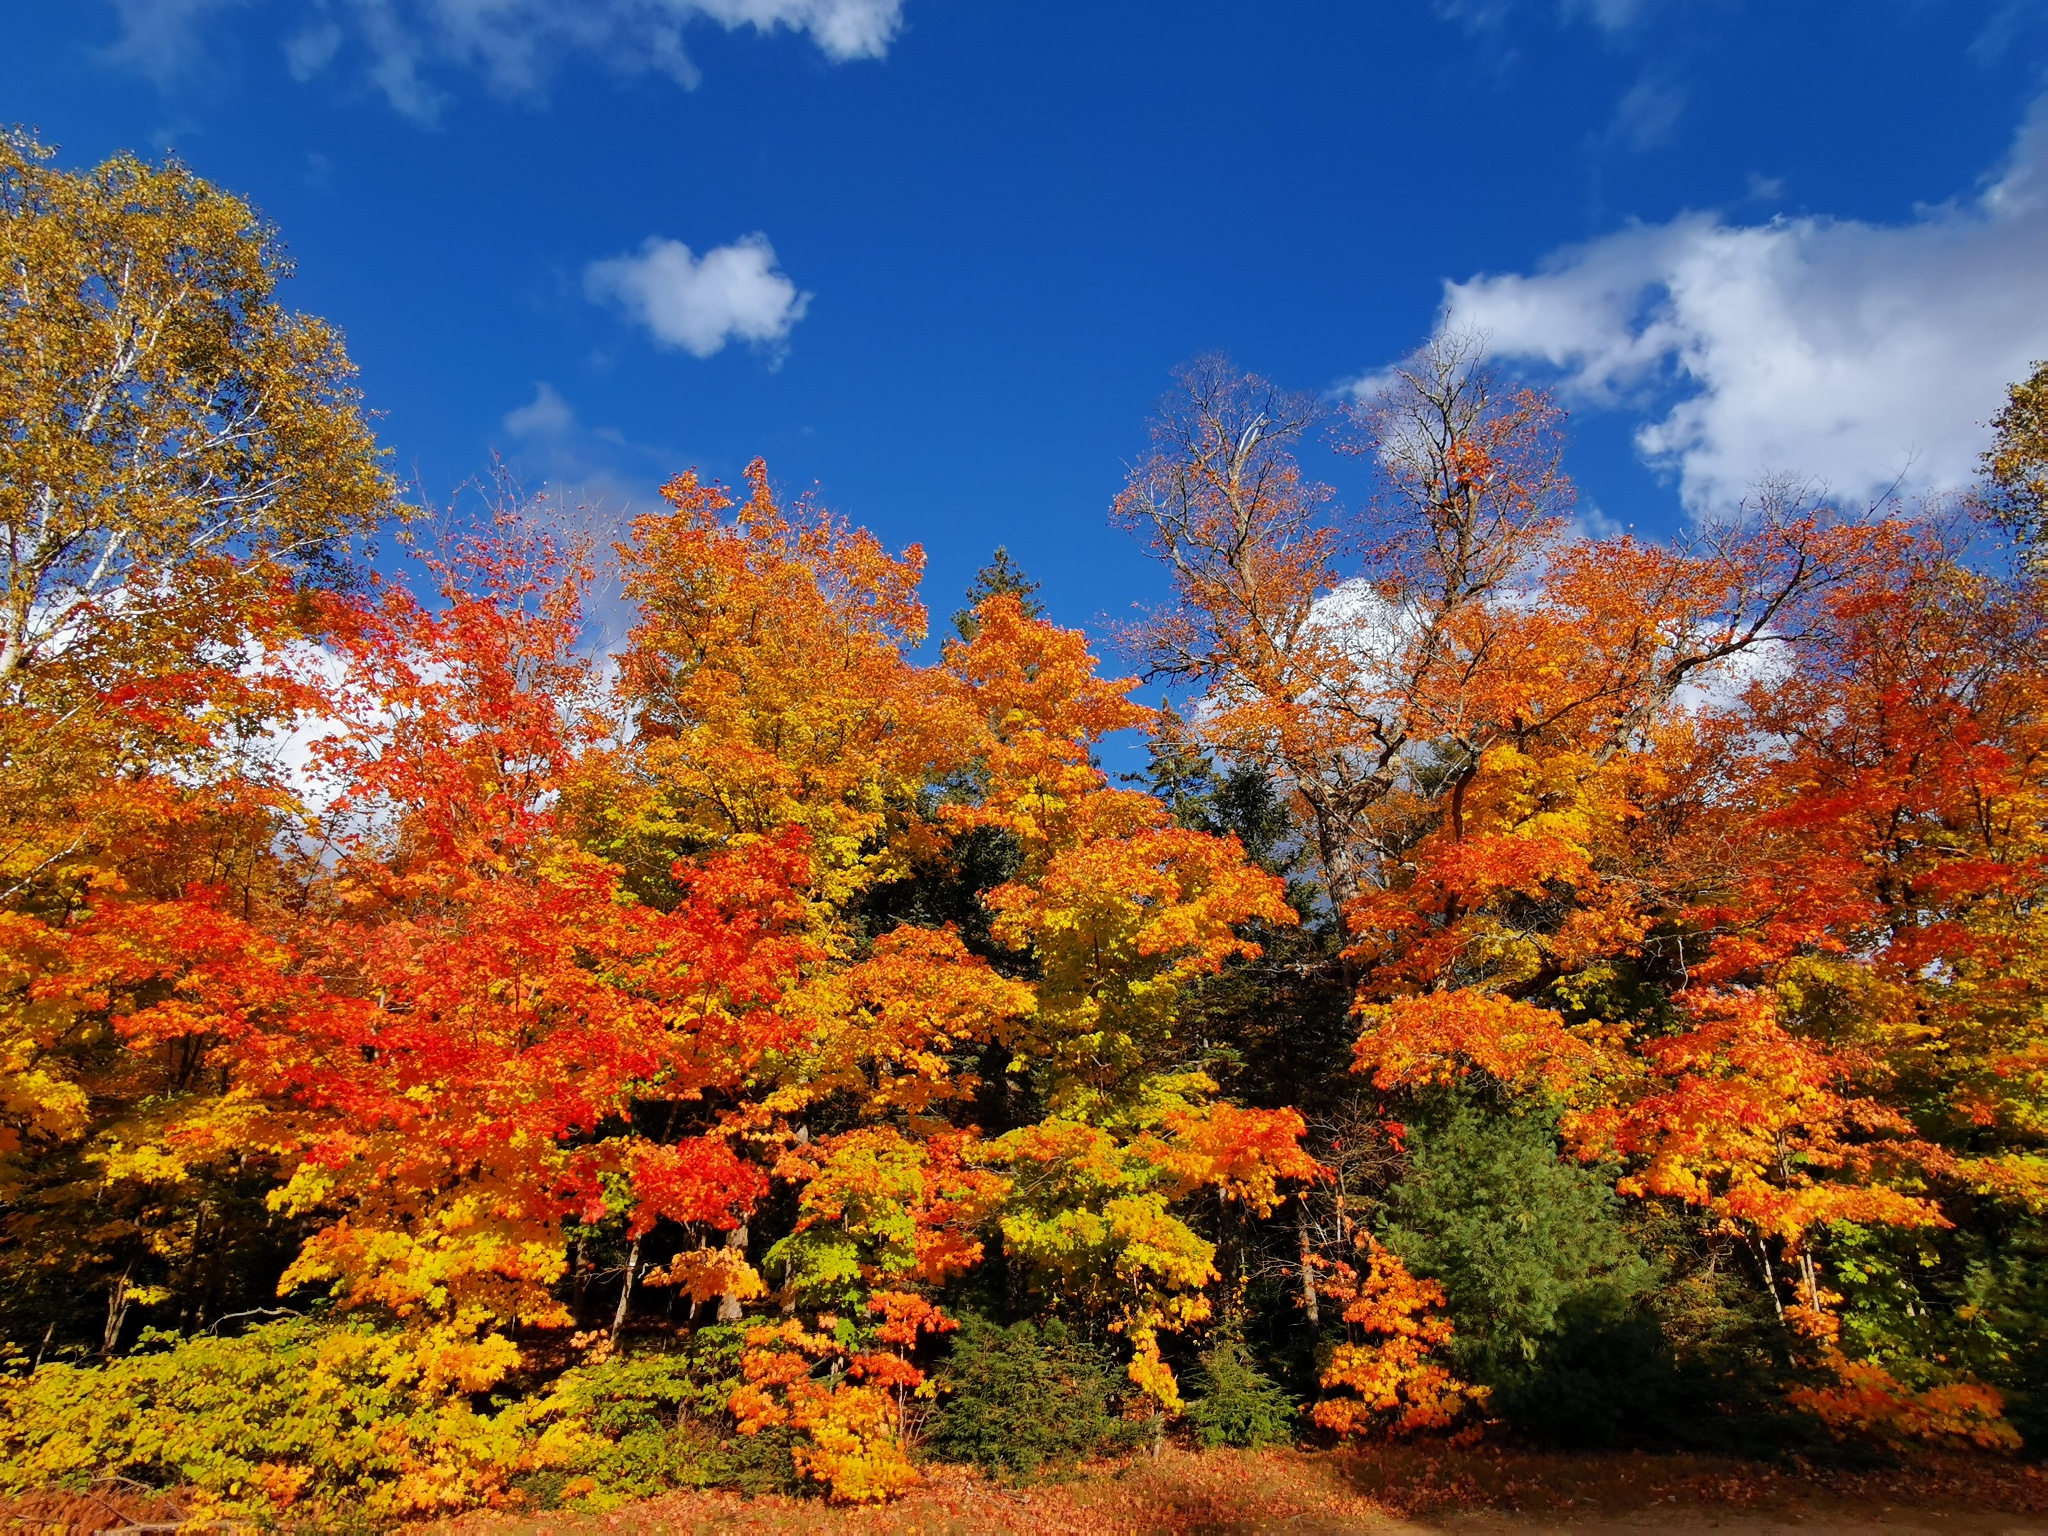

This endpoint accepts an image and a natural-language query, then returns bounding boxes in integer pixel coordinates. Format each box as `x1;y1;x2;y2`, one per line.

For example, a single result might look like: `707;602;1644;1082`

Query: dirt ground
432;1445;2048;1536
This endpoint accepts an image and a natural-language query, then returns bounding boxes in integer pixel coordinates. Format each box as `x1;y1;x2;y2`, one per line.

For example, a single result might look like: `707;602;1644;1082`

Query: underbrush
0;1313;2028;1530
0;1319;800;1528
924;1316;1147;1478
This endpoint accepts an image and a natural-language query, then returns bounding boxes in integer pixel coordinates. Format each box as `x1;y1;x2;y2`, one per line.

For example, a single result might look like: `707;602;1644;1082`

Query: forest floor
433;1445;2048;1536
5;1445;2039;1533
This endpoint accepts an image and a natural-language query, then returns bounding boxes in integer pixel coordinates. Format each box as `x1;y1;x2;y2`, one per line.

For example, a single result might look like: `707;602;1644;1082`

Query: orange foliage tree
1311;1238;1485;1438
1123;339;2042;1447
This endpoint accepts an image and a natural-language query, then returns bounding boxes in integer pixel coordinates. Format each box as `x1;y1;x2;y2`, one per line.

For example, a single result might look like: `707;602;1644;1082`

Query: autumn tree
1667;512;2048;1432
0;129;392;685
1982;359;2048;570
591;468;1021;1495
1117;340;2033;1445
596;472;1327;1473
1111;354;1350;902
942;594;1322;1415
0;133;394;1355
192;518;816;1389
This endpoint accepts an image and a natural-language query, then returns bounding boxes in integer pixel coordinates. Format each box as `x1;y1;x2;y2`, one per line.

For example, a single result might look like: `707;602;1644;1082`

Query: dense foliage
925;1317;1142;1476
3;140;2045;1522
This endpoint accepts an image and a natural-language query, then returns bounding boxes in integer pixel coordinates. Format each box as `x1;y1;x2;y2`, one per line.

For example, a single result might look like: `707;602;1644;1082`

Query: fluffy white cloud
503;381;577;439
585;234;811;359
1440;99;2048;515
111;0;906;120
698;0;901;60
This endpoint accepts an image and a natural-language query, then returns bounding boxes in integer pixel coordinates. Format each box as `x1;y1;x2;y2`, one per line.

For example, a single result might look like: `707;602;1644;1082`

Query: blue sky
8;0;2048;643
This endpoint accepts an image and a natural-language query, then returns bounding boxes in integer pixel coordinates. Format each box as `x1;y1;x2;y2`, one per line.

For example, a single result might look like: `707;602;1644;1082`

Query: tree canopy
1;143;2043;1524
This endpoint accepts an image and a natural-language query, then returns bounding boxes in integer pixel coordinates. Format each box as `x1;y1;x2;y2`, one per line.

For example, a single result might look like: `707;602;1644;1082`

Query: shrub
0;1319;809;1526
532;1326;800;1508
924;1316;1141;1478
1183;1321;1298;1449
1380;1098;1651;1383
0;1318;545;1527
1486;1285;1696;1448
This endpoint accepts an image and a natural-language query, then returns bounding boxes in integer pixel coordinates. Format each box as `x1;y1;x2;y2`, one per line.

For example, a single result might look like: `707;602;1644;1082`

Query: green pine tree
952;546;1046;641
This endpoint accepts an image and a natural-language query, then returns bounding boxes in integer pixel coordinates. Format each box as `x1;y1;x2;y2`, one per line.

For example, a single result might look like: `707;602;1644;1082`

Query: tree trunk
102;1261;135;1357
717;1223;750;1322
1747;1232;1787;1325
611;1236;641;1336
1799;1250;1823;1312
1296;1199;1320;1327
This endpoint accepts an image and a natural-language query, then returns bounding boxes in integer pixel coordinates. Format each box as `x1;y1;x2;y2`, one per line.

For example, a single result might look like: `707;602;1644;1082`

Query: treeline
2;131;2046;1524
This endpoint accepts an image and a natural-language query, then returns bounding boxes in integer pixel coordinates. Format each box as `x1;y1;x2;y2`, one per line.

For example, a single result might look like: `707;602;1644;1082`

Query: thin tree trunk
1748;1233;1786;1325
717;1223;750;1322
102;1261;135;1357
611;1236;641;1336
1296;1199;1320;1327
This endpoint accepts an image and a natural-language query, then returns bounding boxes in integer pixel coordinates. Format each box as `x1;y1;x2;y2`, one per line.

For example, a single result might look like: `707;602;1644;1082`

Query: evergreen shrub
925;1316;1142;1477
1381;1096;1654;1384
1184;1322;1299;1448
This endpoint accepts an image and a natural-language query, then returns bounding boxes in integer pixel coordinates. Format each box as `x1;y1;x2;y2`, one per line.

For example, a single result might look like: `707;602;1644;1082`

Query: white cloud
696;0;901;59
109;0;906;120
1604;70;1685;153
504;381;577;439
585;234;811;359
486;384;681;650
492;383;667;512
1441;98;2048;515
283;18;342;78
105;0;251;85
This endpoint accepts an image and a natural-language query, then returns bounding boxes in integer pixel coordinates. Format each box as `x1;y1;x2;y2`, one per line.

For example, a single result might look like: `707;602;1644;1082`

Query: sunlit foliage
0;142;2042;1523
